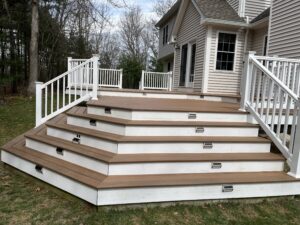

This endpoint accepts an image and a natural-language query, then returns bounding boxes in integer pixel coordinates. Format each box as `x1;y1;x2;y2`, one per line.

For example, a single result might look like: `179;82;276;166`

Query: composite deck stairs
2;96;300;206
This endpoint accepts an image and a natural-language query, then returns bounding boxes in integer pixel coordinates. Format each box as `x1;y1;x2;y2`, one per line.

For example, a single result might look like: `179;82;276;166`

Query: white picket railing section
35;56;99;127
241;52;300;178
255;56;300;97
68;57;123;89
99;68;123;88
140;70;173;91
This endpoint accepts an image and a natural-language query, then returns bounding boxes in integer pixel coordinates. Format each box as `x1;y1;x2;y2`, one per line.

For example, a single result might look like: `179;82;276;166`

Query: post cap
35;81;44;85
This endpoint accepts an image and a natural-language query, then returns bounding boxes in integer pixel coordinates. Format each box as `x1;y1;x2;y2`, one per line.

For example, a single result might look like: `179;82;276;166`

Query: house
156;0;271;95
2;0;300;206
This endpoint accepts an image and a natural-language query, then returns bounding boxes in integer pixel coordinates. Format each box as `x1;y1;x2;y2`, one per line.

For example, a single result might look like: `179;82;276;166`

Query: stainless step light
56;147;64;155
222;185;234;193
195;127;205;133
105;107;112;114
89;119;97;126
203;142;213;149
72;134;81;144
35;165;43;174
188;113;197;119
211;162;222;169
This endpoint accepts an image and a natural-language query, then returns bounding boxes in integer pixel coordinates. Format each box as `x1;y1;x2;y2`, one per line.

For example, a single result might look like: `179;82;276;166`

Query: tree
154;0;177;18
28;0;39;95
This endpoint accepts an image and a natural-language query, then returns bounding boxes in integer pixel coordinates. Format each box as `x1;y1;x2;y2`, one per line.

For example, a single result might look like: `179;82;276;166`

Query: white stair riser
25;138;109;174
47;127;118;153
1;151;98;205
67;116;259;137
109;161;284;175
118;142;271;154
87;106;248;122
97;182;300;206
47;127;271;154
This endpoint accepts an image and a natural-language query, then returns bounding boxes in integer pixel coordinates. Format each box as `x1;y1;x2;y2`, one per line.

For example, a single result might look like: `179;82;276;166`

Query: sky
107;0;158;31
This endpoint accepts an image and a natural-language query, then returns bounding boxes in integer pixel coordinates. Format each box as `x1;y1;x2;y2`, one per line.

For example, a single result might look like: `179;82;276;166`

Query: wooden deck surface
87;96;246;113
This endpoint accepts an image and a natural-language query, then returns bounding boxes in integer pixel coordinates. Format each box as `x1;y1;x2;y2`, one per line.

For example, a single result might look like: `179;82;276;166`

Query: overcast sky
107;0;158;31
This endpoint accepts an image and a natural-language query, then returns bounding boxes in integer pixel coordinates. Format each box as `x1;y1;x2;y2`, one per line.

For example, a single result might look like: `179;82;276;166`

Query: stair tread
1;136;296;190
67;107;258;127
25;127;283;163
2;136;107;188
47;114;270;143
87;96;247;114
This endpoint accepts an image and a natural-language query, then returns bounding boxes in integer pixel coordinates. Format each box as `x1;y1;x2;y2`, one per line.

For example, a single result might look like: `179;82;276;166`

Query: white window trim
213;30;238;73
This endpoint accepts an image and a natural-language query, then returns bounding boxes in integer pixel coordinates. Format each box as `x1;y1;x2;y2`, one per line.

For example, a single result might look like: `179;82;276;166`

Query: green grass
1;96;300;225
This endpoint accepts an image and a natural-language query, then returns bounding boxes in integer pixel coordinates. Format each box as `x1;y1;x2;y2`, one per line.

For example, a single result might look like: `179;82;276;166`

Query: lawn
1;96;300;225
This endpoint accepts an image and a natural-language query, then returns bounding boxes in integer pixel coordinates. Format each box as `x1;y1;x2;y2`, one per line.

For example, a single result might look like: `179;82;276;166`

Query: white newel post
92;55;99;100
141;70;145;90
35;81;43;127
119;69;123;89
240;51;256;111
289;101;300;178
168;72;173;91
67;57;72;87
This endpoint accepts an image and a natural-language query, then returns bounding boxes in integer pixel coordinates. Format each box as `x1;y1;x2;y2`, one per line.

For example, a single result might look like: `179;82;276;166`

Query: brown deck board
67;107;258;127
99;172;298;189
87;96;246;113
46;114;270;143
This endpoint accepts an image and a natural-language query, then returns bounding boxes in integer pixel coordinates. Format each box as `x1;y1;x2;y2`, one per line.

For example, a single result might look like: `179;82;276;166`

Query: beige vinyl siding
207;27;246;95
245;0;271;21
226;0;239;13
173;1;206;90
158;15;177;60
268;0;300;58
251;27;268;56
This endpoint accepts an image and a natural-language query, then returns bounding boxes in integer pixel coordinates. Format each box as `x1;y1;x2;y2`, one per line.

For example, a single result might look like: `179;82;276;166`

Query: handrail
250;55;299;101
241;52;300;178
254;55;300;63
42;58;94;88
35;56;99;127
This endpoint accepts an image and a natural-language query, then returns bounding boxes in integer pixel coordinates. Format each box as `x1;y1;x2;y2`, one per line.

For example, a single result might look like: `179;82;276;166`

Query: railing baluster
45;86;48;117
276;89;284;137
63;76;65;107
51;83;54;114
57;79;60;110
283;96;291;146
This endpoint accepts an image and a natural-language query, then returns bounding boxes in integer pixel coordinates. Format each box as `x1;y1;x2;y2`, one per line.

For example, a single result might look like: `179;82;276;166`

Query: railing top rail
69;59;89;62
144;71;172;75
254;55;300;63
99;68;122;71
42;57;94;88
250;55;299;101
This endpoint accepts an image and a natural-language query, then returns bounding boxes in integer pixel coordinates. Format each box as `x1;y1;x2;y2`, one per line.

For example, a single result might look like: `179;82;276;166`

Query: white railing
99;68;123;88
140;70;173;91
35;56;99;127
68;57;123;89
241;52;300;178
254;56;300;97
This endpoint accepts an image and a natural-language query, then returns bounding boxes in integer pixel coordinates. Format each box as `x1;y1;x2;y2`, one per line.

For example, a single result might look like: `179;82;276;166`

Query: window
216;32;236;71
190;43;196;82
163;25;169;45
